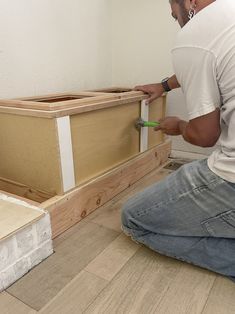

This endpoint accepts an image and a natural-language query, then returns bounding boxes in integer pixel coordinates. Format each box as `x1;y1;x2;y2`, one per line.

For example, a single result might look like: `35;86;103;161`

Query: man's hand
134;75;180;104
134;83;165;104
154;116;182;135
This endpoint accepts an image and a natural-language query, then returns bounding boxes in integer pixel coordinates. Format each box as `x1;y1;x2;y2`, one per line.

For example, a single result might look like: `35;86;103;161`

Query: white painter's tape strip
140;100;149;152
56;116;76;192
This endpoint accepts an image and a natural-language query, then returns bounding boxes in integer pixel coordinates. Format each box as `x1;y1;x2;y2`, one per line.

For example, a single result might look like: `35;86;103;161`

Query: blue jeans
121;159;235;280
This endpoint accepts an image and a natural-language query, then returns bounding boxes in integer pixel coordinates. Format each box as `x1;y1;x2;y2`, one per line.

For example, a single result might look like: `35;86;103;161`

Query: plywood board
148;96;166;149
71;102;140;185
0;113;62;196
0;199;43;241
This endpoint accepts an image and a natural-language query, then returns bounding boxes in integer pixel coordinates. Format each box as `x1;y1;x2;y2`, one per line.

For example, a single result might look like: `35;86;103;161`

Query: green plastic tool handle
143;121;160;127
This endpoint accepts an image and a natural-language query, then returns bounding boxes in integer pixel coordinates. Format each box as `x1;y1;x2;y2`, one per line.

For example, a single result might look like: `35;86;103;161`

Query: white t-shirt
172;0;235;183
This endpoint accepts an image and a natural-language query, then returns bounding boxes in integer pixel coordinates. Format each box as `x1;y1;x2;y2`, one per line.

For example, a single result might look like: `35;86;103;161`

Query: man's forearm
178;120;203;146
178;120;214;147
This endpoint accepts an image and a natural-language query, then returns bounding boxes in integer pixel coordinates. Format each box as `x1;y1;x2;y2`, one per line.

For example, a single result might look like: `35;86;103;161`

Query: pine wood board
71;102;140;185
84;247;181;314
0;199;44;241
202;276;235;314
85;233;140;281
0;292;36;314
42;140;171;238
39;270;108;314
0;113;62;196
7;222;119;311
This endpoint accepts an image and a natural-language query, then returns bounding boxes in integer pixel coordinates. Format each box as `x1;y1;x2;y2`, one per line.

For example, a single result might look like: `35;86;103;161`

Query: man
121;0;235;281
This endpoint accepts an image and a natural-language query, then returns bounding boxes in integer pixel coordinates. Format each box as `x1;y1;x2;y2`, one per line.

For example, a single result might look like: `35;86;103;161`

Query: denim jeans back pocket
202;210;235;238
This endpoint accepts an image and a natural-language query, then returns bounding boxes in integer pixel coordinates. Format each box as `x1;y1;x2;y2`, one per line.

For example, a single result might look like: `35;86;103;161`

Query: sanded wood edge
42;140;171;239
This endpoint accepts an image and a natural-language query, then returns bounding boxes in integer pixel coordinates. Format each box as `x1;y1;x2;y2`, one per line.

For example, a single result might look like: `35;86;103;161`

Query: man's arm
134;75;180;104
155;109;221;147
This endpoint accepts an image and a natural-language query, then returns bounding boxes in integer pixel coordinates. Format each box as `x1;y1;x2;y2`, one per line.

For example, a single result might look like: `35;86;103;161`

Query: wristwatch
161;77;171;92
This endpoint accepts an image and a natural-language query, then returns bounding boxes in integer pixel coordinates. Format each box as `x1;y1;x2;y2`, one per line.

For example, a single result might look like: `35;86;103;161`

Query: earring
188;6;196;19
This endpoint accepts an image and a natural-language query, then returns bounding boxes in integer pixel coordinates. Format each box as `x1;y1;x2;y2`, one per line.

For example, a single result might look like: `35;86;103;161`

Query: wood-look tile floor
2;163;235;314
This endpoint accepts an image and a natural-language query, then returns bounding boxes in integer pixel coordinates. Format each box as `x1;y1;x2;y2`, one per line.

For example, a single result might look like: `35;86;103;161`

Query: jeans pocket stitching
201;209;235;237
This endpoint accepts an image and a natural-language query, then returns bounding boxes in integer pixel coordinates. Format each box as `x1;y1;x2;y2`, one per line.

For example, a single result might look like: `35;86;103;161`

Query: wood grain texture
7;222;118;311
156;264;216;314
148;96;166;149
202;276;235;314
42;140;171;238
0;292;36;314
0;113;62;196
85;233;140;281
84;247;181;314
0;199;43;240
0;178;52;203
71;102;140;185
39;271;108;314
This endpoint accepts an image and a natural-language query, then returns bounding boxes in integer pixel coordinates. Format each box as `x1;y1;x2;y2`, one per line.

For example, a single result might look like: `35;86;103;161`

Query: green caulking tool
135;118;160;130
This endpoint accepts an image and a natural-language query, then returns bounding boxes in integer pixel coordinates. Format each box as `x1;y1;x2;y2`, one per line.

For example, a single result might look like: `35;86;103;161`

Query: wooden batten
41;140;171;238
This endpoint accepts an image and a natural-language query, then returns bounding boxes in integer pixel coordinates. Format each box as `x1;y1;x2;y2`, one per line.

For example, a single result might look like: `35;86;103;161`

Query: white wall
0;0;112;98
111;0;214;156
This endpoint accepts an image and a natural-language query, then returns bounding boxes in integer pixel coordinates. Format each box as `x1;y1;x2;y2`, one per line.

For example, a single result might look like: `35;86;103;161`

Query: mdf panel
71;102;140;185
148;97;166;149
0;113;62;195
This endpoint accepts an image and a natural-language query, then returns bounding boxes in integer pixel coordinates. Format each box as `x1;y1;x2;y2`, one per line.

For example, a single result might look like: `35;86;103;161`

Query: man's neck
196;0;216;13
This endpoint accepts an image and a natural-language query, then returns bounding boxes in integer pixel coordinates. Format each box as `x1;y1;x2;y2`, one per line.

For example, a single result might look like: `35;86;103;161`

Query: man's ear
190;0;197;9
185;0;196;10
